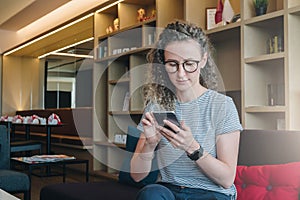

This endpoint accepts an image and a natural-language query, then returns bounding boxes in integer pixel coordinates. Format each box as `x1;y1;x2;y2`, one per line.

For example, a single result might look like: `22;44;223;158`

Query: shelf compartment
288;0;300;9
119;0;156;29
95;46;152;62
244;112;285;130
108;82;129;112
244;0;284;20
130;53;148;111
244;58;285;107
209;26;241;92
109;28;143;56
244;15;284;58
94;5;118;38
107;56;130;81
93;144;108;171
142;22;157;46
184;0;240;30
107;114;141;139
289;5;300;15
206;22;241;36
107;146;126;174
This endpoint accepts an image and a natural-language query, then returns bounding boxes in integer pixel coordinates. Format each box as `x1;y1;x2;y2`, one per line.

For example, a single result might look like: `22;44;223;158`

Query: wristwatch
187;146;204;161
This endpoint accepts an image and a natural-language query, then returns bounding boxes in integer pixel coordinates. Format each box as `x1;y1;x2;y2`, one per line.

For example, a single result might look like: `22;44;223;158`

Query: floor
13;167;109;200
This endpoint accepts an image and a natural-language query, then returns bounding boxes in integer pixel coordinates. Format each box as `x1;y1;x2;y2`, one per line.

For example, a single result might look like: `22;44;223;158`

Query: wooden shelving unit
92;0;300;178
92;0;184;177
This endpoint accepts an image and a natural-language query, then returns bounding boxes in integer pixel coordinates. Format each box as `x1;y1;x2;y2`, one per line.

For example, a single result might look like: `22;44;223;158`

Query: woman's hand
141;112;162;148
160;120;200;153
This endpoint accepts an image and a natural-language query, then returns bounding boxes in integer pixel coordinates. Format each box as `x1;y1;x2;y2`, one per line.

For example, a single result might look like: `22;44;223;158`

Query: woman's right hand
141;112;161;148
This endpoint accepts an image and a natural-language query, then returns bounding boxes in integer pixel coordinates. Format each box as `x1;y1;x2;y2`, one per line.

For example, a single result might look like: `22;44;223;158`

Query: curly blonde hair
143;20;218;110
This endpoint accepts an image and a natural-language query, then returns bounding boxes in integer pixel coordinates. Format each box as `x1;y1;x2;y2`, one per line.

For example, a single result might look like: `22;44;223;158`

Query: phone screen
153;111;181;133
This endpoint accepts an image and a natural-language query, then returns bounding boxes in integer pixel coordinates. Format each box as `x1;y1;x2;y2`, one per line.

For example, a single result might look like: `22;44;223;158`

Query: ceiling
0;0;71;31
0;0;112;57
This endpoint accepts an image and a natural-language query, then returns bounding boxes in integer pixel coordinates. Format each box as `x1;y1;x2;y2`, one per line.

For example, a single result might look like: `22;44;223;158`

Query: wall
2;56;44;115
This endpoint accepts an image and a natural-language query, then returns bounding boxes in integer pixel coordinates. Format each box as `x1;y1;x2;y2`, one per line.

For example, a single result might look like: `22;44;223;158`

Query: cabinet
186;0;300;130
92;0;184;178
92;0;300;178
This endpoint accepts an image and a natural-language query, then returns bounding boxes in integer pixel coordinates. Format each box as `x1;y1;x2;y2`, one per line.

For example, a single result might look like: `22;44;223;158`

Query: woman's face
164;39;207;93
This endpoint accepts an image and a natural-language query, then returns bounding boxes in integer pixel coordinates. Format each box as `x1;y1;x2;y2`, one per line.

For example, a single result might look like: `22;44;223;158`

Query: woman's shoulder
205;90;233;103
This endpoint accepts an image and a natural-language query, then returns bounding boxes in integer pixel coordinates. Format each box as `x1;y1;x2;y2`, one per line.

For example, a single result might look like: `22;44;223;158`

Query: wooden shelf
95;46;153;62
244;10;284;25
108;110;143;115
205;21;241;35
244;52;285;63
245;106;286;113
94;141;126;148
108;78;130;84
289;5;300;15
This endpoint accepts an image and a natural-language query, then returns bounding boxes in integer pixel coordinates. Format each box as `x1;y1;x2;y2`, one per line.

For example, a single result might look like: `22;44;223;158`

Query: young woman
130;20;242;200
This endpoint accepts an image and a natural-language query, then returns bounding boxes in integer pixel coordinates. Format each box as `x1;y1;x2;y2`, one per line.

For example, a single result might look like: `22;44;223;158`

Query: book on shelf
12;154;76;163
122;91;130;111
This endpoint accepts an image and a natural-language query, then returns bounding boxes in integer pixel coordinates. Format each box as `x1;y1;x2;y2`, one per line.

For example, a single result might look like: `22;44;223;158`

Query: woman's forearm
130;139;157;182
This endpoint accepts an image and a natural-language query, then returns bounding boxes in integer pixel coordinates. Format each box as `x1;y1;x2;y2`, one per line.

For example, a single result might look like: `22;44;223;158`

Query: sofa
0;125;30;200
40;128;300;200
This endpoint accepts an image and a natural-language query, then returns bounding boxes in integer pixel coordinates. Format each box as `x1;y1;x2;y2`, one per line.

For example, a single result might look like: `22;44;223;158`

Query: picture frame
206;8;217;30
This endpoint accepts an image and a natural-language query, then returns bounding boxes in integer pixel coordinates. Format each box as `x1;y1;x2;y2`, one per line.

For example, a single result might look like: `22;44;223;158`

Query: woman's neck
176;85;207;103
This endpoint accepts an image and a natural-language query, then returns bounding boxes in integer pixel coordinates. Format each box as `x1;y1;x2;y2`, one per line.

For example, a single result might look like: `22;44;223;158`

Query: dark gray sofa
0;125;30;200
40;129;300;200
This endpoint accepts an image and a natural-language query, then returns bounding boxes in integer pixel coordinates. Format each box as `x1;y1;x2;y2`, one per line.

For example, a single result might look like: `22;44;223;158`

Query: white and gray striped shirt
138;89;243;197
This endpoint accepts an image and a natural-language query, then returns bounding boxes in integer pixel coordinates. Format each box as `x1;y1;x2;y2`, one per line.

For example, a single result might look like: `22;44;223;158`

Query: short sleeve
215;97;243;135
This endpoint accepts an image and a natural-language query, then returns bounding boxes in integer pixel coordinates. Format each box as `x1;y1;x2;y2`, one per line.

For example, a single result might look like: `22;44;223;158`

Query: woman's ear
199;53;208;68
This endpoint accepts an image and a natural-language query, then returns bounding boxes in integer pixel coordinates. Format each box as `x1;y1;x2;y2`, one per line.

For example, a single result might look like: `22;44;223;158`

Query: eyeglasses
164;59;200;73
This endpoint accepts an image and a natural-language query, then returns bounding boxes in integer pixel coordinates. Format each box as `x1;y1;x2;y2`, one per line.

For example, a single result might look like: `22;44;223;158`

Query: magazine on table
12;154;76;163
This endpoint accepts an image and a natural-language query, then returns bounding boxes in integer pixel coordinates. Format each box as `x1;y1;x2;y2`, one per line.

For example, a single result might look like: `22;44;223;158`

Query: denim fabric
136;183;232;200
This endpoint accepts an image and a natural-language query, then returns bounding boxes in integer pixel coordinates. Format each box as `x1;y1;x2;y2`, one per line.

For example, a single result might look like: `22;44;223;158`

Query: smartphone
152;111;181;133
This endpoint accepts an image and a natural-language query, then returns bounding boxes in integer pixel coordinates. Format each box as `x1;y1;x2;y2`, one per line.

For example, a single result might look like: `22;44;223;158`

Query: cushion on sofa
118;126;159;188
235;162;300;200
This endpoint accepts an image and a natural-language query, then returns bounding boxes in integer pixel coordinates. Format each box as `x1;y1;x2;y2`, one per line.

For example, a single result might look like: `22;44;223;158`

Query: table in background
8;122;63;155
11;157;89;183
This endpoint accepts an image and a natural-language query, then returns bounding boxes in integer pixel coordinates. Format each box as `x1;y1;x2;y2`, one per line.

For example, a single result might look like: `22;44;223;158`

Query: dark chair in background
1;122;43;156
0;125;31;200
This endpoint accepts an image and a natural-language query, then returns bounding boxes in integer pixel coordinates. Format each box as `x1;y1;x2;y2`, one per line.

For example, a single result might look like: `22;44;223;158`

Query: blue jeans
136;183;232;200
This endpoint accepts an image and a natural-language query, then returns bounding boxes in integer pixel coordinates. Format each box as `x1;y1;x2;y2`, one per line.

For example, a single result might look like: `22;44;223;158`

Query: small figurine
151;9;156;19
113;18;120;31
137;8;146;22
106;25;113;34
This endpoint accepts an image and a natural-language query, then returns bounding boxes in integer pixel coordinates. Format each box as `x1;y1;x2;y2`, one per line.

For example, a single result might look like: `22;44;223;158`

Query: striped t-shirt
137;89;243;197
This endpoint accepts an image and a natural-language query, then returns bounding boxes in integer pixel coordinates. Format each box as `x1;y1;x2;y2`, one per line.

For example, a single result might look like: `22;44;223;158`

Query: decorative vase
255;6;267;16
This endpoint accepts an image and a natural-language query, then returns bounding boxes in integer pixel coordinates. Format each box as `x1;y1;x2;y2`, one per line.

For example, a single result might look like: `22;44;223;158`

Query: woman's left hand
160;120;199;152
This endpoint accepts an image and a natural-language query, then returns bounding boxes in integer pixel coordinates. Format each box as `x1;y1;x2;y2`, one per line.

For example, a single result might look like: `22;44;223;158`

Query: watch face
191;150;200;160
188;147;203;161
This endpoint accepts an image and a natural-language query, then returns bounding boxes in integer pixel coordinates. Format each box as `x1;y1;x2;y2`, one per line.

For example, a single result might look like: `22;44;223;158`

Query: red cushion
235;162;300;200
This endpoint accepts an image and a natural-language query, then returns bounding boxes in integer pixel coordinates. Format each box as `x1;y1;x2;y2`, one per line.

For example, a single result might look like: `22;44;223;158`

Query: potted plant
253;0;268;16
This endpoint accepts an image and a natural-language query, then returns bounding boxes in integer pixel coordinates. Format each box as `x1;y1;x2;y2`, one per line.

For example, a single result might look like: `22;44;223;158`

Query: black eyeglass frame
164;59;200;73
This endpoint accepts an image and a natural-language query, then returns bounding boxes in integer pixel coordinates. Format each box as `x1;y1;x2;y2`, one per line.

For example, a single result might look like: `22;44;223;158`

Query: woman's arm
130;112;161;182
130;134;155;182
161;119;240;188
194;131;240;188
